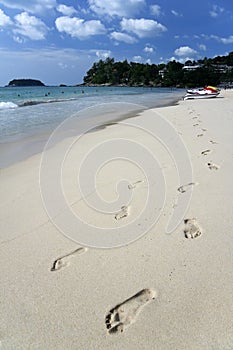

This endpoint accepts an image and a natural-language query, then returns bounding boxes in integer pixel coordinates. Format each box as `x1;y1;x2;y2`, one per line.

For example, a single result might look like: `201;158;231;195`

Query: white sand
0;90;233;349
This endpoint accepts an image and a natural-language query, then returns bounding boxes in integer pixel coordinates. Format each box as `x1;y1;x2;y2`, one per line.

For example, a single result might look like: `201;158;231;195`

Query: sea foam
0;101;18;109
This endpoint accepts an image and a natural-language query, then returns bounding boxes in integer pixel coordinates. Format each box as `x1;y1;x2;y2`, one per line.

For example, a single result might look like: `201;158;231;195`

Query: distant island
7;79;45;87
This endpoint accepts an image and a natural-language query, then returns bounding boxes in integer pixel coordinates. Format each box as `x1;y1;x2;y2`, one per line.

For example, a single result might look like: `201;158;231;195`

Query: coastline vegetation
83;52;233;88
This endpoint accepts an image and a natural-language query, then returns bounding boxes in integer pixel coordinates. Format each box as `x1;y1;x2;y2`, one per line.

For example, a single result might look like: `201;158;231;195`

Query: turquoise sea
0;86;184;167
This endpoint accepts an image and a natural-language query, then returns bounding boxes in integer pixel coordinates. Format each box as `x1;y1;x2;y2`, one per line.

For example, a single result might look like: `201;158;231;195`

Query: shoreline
1;90;233;349
0;94;182;169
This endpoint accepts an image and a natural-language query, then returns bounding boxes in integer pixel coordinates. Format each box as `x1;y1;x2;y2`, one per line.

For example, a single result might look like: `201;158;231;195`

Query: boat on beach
184;86;220;100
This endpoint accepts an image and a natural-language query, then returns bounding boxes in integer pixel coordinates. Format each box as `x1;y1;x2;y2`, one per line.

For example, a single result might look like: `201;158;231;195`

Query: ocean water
0;86;184;167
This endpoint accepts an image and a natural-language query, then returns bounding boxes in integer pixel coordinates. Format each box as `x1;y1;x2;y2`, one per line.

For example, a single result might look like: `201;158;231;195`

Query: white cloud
211;35;233;44
150;5;161;17
169;57;176;62
88;0;145;17
209;5;224;18
170;56;196;64
174;46;197;57
110;31;137;44
95;50;111;59
221;36;233;44
0;8;12;26
121;18;167;38
198;44;206;51
0;0;56;14
171;10;182;17
13;35;25;43
55;16;106;39
173;56;193;64
144;46;153;53
133;55;142;62
58;62;68;69
56;4;77;16
13;12;48;40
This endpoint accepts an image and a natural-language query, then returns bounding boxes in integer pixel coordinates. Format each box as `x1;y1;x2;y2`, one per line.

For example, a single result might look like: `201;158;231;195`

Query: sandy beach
0;90;233;349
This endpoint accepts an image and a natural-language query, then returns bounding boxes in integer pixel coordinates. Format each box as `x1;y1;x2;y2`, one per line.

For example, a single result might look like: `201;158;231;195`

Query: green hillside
83;52;233;88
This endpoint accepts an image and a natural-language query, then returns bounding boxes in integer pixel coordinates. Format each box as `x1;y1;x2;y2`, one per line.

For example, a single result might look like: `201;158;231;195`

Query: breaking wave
0;102;18;109
19;98;78;107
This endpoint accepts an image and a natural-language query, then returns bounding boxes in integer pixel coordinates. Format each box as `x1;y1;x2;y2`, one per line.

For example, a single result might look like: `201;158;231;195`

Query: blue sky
0;0;232;86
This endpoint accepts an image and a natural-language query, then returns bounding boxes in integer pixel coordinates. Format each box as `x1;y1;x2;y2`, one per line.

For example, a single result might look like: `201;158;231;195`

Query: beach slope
0;90;233;349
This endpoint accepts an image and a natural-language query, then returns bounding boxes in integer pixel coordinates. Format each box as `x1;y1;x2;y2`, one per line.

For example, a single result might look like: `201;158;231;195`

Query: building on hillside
182;65;201;71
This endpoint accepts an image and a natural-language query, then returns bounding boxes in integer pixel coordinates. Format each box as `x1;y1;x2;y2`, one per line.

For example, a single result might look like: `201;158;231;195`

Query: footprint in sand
105;288;156;334
207;162;219;170
209;140;218;145
197;133;204;137
115;206;129;220
128;180;144;190
184;218;202;239
193;123;199;127
201;149;212;156
50;247;87;271
188;109;195;115
177;182;198;193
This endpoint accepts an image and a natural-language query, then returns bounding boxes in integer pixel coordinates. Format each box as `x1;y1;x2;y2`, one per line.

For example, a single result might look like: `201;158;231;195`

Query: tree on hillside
83;52;233;87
